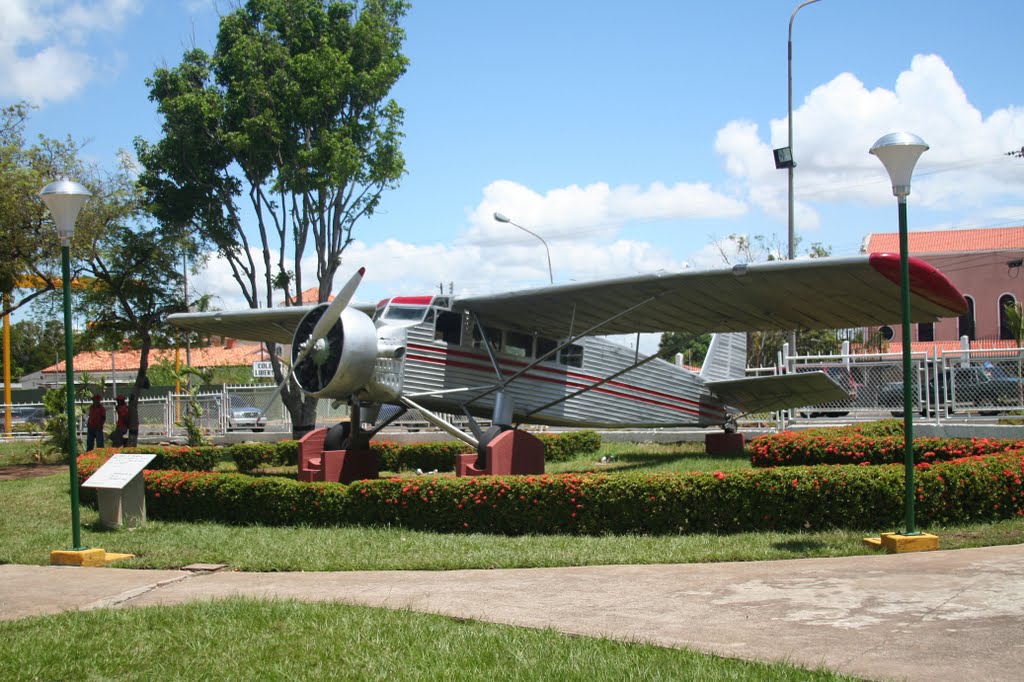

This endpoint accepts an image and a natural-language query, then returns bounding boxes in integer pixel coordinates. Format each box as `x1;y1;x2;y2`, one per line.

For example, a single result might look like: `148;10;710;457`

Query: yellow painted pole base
49;548;135;566
862;532;939;553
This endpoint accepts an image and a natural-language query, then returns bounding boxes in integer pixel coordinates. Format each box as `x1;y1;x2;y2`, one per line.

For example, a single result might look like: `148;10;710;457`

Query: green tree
136;0;410;433
0;102;93;318
657;332;711;367
72;155;199;442
1;320;64;380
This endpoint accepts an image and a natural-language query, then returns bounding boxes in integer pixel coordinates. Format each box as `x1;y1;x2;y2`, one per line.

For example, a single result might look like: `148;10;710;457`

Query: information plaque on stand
82;453;157;529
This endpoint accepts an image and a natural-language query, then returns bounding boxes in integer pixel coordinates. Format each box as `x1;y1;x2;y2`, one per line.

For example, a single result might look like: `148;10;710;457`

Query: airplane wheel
324;421;352;451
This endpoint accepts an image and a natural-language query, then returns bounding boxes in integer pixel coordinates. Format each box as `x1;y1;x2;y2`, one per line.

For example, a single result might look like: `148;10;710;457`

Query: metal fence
6;349;1024;440
2;384;472;440
762;346;1024;426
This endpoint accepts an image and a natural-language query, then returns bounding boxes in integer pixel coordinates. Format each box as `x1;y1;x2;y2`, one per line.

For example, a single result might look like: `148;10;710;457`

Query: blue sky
5;0;1024;314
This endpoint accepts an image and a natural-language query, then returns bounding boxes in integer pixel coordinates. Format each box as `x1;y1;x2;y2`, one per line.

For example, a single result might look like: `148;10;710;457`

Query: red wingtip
357;267;366;276
868;252;968;316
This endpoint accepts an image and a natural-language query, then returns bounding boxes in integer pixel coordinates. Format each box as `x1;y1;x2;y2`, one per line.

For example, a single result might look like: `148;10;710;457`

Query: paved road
3;544;1023;681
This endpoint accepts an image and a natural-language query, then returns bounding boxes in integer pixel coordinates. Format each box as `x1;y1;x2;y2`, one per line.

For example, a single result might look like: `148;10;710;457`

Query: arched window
999;294;1017;341
958;296;975;341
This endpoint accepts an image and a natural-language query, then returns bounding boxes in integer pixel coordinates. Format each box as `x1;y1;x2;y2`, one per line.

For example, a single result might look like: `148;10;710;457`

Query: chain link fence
6;348;1024;440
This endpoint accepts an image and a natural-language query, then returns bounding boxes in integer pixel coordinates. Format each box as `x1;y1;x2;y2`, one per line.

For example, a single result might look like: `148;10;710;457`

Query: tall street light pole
39;179;92;551
870;132;928;538
782;0;823;357
493;212;554;285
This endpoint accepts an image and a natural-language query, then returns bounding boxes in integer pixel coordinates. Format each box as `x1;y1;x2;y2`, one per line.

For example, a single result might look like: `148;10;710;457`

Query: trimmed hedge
108;452;1024;535
749;430;1024;468
79;445;219;477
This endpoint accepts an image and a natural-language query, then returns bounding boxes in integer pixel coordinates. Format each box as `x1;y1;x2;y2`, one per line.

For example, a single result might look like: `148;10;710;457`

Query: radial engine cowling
291;305;378;399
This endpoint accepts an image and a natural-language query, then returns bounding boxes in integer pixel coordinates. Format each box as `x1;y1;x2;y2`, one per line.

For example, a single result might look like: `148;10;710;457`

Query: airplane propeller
258;267;366;417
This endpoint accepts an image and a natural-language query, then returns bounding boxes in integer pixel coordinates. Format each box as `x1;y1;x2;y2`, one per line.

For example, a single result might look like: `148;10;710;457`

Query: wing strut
399;396;479;448
471;313;504;382
467;294;661;408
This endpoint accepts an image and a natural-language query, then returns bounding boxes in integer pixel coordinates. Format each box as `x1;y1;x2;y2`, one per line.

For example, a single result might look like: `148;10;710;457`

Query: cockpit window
383;305;428;322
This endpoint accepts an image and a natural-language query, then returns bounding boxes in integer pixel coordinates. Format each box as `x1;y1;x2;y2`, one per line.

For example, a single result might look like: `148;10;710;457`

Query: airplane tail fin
699;332;747;383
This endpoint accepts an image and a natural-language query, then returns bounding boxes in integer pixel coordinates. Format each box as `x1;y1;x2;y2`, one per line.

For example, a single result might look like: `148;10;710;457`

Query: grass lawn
2;438;1019;681
0;599;854;681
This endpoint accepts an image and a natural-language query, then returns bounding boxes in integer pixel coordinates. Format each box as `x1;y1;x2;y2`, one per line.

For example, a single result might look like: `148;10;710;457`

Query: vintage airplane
167;252;966;466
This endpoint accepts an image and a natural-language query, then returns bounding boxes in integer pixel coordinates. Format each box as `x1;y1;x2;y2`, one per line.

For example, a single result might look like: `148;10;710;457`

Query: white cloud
716;54;1024;228
462;178;746;245
0;0;142;103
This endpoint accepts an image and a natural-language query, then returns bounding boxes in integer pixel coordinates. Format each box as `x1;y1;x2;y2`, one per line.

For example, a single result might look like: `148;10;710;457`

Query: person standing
86;394;106;451
111;395;129;446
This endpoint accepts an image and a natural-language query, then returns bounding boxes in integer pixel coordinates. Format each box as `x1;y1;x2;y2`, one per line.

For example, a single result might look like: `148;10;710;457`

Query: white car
225;395;265;432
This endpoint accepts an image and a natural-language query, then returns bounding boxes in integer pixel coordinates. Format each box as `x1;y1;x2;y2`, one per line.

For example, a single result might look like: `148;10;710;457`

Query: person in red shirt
86;394;106;451
111;395;129;447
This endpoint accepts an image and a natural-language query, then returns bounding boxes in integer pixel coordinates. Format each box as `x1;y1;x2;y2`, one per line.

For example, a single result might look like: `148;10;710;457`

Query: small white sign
252;361;274;378
82;453;157;490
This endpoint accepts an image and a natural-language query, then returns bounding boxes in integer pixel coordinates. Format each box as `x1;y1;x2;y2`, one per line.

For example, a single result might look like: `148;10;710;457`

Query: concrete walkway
3;544;1024;681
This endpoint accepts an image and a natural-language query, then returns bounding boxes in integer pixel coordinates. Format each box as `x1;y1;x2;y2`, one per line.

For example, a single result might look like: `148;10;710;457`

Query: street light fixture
39;178;92;551
493;212;554;285
870;132;928;537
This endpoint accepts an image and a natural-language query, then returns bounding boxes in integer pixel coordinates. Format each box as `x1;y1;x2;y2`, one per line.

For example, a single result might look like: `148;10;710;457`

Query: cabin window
505;331;533;358
536;337;558;361
472;325;502;352
559;344;584;368
435;310;462;344
384;305;427;322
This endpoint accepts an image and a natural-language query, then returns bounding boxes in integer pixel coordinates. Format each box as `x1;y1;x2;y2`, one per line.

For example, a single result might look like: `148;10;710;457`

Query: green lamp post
870;132;928;536
39;179;92;550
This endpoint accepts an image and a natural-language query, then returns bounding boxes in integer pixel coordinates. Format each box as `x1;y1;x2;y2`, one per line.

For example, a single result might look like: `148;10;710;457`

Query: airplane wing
706;372;850;414
166;307;315;345
452;253;966;338
166;301;378;345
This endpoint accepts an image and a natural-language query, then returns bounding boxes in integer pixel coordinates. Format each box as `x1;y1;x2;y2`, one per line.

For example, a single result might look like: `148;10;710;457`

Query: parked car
797;365;857;418
190;393;266;430
225;394;266;432
879;362;1024;416
9;405;46;429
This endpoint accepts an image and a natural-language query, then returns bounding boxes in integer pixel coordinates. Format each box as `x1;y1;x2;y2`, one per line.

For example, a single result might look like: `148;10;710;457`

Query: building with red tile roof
860;226;1024;350
37;340;272;386
862;227;1024;255
296;287;334;305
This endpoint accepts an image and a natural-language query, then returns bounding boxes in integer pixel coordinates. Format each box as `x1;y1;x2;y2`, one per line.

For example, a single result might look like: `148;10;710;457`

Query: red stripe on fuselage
404;342;726;421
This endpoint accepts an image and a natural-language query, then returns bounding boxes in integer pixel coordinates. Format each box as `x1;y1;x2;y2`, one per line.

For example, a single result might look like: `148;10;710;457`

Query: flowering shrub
748;427;1024;468
78;445;219;478
100;451;1024;535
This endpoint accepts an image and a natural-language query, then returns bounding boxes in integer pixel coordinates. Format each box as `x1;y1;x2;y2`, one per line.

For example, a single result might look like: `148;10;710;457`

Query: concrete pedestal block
456;430;545;477
705;432;745;455
322;449;379;484
96;473;147;529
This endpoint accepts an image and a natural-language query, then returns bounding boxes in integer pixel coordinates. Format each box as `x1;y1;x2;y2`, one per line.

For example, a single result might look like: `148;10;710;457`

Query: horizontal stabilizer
707;371;849;415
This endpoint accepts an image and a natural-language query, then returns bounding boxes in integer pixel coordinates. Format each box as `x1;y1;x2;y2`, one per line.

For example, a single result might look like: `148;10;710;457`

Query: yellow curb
863;533;939;553
50;549;136;566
